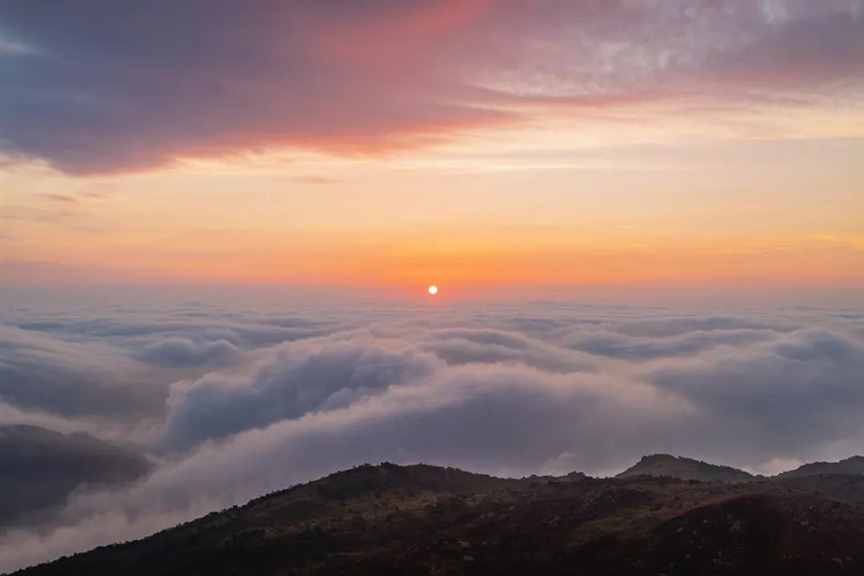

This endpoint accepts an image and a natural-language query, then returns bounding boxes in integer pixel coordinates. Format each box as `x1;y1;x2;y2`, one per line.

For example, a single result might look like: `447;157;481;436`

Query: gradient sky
3;4;864;570
2;0;863;302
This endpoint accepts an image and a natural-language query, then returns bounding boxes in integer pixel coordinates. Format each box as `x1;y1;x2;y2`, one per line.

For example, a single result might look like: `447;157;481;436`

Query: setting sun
427;285;439;296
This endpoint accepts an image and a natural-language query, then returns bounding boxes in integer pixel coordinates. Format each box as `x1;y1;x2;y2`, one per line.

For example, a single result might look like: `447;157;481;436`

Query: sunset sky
2;0;862;302
3;3;864;571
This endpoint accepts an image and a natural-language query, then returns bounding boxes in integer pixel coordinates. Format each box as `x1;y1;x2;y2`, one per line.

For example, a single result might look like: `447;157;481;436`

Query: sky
1;1;864;571
1;0;862;301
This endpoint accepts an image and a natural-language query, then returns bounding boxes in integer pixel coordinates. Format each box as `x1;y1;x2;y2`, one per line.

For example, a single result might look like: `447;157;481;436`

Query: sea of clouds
1;297;863;571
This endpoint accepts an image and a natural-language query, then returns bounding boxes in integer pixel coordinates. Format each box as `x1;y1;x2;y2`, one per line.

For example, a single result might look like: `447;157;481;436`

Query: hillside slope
780;456;864;479
11;461;864;576
616;454;755;483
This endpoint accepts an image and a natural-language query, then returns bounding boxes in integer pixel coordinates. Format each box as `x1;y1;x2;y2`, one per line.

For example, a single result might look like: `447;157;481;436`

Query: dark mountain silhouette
616;453;755;483
11;458;864;576
779;456;864;479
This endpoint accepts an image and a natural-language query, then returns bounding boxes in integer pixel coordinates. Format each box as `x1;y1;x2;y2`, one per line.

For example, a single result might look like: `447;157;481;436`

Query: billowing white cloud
135;337;240;367
162;340;442;450
648;327;864;456
0;326;167;421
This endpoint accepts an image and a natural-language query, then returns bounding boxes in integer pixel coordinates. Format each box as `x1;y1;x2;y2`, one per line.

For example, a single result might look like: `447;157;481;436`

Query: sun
427;285;439;296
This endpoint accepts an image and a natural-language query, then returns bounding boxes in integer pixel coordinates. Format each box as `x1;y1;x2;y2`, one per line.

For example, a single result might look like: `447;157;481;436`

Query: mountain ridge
10;455;864;575
779;456;864;479
616;453;756;483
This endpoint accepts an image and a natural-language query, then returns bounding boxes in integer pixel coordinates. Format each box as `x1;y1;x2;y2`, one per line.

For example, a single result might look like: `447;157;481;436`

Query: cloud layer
1;300;863;571
0;425;150;529
1;0;862;173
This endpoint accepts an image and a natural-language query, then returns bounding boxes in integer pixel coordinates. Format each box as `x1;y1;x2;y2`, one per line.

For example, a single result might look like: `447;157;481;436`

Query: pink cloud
0;1;861;174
